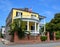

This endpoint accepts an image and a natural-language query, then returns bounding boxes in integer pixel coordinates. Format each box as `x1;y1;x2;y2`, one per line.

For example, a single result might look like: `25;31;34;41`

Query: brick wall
13;32;57;44
14;32;41;43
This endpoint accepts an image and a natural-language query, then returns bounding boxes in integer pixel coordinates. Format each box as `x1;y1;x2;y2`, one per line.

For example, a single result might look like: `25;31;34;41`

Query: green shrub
56;31;60;35
0;33;3;38
55;31;60;40
40;36;47;41
18;31;25;39
55;35;60;40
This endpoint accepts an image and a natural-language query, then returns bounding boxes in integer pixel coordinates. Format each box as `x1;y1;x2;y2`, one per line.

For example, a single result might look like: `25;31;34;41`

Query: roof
12;8;46;19
12;8;39;14
6;8;46;21
39;15;46;20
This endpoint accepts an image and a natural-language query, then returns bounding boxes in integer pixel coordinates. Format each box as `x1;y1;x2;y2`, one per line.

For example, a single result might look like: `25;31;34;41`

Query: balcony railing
30;30;39;33
14;16;21;19
31;16;39;20
30;30;39;36
23;30;39;36
14;15;39;20
25;30;39;33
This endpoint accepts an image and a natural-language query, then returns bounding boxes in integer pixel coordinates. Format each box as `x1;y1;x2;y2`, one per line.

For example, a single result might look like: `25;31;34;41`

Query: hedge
40;36;47;41
55;31;60;40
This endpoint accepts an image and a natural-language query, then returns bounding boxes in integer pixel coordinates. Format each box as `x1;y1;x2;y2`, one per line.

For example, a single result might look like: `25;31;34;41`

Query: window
31;26;35;30
31;14;34;17
34;15;36;17
25;25;27;30
31;14;36;17
16;12;22;16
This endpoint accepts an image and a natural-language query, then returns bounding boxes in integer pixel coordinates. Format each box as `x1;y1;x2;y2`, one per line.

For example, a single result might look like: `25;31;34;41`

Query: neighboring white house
1;26;5;35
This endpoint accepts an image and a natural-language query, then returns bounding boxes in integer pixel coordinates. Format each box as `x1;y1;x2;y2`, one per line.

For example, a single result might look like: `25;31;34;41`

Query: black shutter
25;25;27;30
21;13;22;15
16;12;18;16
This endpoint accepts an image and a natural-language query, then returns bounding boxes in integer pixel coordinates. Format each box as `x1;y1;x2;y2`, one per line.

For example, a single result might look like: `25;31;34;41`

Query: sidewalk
5;40;60;45
1;38;60;45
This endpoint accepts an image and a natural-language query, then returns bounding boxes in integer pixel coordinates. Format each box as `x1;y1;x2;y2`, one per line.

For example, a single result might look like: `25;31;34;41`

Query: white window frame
16;12;22;16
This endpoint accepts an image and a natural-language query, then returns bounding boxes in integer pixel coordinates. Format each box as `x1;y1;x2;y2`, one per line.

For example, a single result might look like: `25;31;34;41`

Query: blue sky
0;0;60;27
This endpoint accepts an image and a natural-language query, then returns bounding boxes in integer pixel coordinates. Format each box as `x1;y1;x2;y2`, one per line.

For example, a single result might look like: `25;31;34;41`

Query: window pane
16;12;22;16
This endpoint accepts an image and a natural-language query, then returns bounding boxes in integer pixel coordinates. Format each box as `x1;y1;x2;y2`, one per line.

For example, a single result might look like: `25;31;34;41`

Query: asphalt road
0;42;60;47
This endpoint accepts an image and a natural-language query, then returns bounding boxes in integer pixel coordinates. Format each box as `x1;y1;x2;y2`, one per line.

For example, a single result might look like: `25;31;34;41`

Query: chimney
24;8;29;11
29;8;32;12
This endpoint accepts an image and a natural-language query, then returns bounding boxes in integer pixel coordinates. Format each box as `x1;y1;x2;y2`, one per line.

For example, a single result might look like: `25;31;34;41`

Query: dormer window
16;12;22;16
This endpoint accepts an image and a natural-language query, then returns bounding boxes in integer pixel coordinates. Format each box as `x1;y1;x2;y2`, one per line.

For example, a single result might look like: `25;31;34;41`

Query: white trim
14;15;39;20
38;23;39;32
13;16;39;23
35;22;36;33
13;16;21;19
22;19;39;23
44;19;46;32
30;32;39;34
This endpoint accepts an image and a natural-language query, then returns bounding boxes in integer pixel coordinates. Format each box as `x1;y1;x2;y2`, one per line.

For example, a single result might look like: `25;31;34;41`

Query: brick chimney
23;8;32;12
24;8;29;11
29;8;32;12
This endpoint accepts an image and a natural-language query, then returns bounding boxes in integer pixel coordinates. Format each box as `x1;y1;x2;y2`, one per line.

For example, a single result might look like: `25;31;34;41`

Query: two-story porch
14;16;40;36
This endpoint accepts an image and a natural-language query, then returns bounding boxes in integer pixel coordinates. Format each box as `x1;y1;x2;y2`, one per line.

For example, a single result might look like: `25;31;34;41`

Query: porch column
35;22;36;33
27;21;29;31
38;23;39;32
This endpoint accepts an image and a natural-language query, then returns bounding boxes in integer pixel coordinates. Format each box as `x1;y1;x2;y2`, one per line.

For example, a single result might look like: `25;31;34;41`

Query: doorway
49;32;54;40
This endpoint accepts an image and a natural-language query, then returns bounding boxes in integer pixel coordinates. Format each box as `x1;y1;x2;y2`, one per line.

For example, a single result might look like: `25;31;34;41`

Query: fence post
27;34;30;40
54;32;56;41
37;34;41;42
14;32;19;42
47;32;50;42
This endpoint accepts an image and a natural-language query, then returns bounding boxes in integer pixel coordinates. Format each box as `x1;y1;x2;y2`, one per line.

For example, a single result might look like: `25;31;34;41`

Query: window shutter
16;12;18;16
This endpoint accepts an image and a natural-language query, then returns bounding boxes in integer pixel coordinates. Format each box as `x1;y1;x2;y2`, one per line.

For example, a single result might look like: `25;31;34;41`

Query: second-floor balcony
31;16;39;20
14;15;39;20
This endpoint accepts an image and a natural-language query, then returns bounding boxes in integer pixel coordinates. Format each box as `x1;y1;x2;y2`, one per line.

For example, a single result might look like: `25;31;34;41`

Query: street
0;42;60;47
